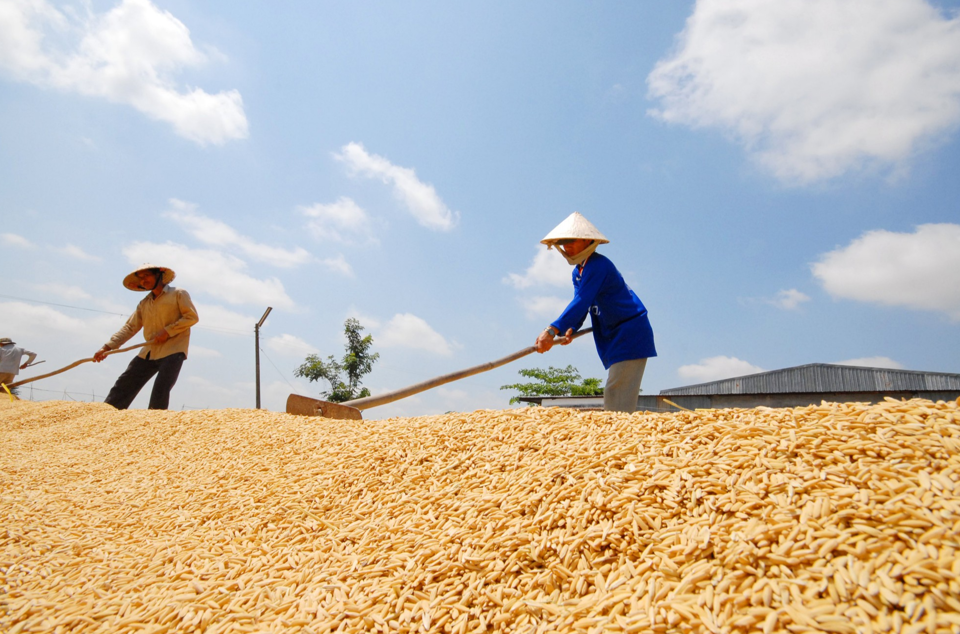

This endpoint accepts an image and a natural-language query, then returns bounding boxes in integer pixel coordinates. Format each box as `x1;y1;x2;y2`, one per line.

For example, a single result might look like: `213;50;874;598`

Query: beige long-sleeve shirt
106;286;200;360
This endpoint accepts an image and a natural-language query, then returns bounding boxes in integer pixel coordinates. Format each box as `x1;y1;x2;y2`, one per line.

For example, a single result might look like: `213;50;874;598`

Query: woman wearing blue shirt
535;212;657;412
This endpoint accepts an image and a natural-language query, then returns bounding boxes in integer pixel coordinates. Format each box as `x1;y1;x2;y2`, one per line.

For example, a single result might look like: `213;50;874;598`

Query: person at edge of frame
0;337;38;387
534;211;657;413
93;264;199;410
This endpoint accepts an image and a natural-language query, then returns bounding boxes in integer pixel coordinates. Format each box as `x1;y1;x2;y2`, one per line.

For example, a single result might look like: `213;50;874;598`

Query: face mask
554;240;599;266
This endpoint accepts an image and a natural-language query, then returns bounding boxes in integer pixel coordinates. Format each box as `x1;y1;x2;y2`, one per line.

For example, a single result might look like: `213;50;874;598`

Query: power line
0;293;126;316
260;346;297;390
12;385;96;399
1;293;252;336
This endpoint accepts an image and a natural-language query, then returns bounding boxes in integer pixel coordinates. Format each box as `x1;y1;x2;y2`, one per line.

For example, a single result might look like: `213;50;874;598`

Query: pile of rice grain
1;398;959;634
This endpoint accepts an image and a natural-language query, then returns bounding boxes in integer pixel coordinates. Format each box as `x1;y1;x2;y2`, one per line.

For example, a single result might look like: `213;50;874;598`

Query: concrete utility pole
255;307;273;409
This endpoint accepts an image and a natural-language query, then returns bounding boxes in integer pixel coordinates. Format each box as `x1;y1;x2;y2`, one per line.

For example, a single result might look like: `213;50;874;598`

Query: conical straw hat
540;212;609;246
123;264;176;291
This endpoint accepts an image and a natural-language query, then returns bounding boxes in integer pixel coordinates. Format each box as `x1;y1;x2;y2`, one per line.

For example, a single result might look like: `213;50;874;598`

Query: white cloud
299;197;378;245
1;233;35;249
122;241;296;310
678;356;765;383
435;386;469;402
504;247;572;289
376;313;454;356
32;283;92;301
334;142;458;231
184;375;243;399
192;303;258;336
345;309;381;330
188;345;222;358
520;295;570;321
94;298;132;315
319;254;354;277
811;223;960;320
56;243;101;261
0;300;120;344
647;0;960;184
163;199;312;268
767;288;811;310
834;356;904;370
266;333;318;357
0;0;248;145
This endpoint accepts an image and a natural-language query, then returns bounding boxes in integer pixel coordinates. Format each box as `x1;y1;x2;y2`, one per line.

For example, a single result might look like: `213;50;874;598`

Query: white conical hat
123;264;176;291
540;212;609;246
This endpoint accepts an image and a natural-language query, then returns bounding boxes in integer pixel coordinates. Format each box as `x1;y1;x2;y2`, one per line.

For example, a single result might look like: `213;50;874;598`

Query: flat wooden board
285;394;363;420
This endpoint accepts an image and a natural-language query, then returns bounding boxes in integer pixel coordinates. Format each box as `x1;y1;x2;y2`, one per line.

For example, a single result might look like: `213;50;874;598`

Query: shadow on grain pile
1;398;959;633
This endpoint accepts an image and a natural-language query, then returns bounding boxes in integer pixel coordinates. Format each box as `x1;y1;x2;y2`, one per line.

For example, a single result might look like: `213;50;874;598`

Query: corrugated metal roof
660;364;960;396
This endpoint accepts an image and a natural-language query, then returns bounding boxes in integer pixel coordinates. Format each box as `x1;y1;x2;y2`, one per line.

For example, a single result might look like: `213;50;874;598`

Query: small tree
295;318;379;402
500;365;603;405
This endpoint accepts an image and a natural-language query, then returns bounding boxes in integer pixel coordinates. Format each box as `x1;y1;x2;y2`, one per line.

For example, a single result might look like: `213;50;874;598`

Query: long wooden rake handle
343;328;593;411
4;342;151;389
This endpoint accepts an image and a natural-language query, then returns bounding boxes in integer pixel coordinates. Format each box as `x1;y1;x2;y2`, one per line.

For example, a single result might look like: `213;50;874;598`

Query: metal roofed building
655;363;960;411
516;364;960;412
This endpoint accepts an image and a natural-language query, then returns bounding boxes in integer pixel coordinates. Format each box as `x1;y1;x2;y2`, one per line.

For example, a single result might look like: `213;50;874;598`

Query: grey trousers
603;358;648;412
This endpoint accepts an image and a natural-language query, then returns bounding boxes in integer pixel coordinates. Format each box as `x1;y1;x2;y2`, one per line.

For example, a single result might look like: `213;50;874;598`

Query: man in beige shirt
94;264;199;410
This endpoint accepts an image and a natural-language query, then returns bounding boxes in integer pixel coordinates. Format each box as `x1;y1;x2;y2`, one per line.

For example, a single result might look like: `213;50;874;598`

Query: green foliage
294;318;379;403
500;365;603;405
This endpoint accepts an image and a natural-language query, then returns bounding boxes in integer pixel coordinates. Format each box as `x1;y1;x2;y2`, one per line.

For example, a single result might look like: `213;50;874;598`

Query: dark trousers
104;353;186;410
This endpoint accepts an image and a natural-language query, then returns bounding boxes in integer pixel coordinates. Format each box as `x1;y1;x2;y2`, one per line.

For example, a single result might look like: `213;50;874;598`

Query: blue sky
2;0;959;417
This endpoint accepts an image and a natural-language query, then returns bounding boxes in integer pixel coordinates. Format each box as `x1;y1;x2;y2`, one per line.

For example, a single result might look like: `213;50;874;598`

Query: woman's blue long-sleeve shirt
550;253;657;369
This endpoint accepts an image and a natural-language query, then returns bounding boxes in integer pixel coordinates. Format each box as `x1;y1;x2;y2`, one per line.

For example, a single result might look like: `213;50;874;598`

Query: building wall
537;396;604;410
658;365;960;397
524;391;959;413
651;391;960;412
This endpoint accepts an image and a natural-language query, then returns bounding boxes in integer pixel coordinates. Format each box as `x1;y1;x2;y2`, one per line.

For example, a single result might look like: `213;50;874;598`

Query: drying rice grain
1;398;959;633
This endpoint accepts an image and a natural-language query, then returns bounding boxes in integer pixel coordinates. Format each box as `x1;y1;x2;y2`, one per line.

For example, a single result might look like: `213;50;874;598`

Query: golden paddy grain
1;397;959;633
